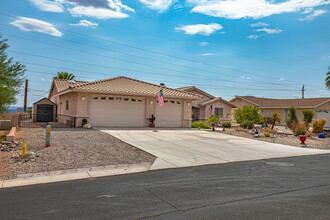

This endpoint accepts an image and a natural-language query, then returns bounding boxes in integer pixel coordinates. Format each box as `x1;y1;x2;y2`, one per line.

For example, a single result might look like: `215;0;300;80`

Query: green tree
326;66;330;89
233;106;262;124
0;35;26;112
302;109;315;130
286;106;299;132
207;115;219;131
270;112;281;130
54;72;76;80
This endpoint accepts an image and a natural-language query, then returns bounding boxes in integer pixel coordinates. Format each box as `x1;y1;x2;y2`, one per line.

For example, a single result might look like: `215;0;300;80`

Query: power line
135;13;326;63
0;13;313;87
1;29;300;88
24;69;300;92
10;50;303;89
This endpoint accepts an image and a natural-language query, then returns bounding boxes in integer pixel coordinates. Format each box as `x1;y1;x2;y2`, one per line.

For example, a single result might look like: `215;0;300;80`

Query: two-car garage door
89;95;145;127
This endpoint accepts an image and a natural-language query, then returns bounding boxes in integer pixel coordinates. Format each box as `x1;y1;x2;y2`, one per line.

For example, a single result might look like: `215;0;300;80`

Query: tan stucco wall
203;102;232;121
230;98;257;109
315;101;330;111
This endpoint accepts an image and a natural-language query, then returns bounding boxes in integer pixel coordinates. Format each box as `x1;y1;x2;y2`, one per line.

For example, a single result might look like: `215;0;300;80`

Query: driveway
97;128;329;170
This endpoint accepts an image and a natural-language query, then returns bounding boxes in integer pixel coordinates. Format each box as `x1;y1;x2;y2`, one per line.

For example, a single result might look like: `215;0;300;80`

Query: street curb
1;163;152;189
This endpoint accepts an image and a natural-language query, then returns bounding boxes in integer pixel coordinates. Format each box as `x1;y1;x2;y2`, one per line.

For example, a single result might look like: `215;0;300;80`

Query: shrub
233;106;262;128
312;118;327;133
207;115;220;131
270;112;281;129
302;109;315;130
191;121;211;129
222;122;232;128
240;120;254;129
286;106;299;133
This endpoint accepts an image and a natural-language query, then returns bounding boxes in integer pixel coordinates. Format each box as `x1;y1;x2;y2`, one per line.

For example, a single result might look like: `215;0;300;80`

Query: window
100;97;106;100
109;97;114;100
124;98;129;101
177;101;181;104
116;97;122;101
170;100;175;104
93;97;98;100
131;98;136;102
215;108;223;118
164;100;168;103
138;99;143;102
66;100;69;110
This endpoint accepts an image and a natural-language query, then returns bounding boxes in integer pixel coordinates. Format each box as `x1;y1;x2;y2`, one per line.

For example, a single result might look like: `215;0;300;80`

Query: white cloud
250;22;269;27
139;0;175;12
199;42;210;46
32;0;134;19
280;77;285;80
240;76;252;80
29;0;64;12
201;53;214;56
175;23;223;35
70;19;98;28
40;78;45;81
299;9;326;20
68;5;130;19
10;17;63;37
247;34;261;39
256;27;283;34
187;0;330;19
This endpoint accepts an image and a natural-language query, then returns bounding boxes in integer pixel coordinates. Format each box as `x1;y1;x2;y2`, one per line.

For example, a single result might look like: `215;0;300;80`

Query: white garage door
317;110;330;128
155;99;183;127
89;95;145;127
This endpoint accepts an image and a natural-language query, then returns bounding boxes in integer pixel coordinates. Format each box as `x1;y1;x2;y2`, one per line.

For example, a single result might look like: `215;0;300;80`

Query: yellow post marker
22;139;26;158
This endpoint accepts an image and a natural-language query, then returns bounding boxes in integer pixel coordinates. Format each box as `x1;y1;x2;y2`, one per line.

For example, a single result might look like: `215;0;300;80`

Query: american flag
209;104;213;115
158;89;164;107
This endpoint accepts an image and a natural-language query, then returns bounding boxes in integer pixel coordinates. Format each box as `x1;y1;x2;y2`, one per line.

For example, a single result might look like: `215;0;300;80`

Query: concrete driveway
97;128;329;170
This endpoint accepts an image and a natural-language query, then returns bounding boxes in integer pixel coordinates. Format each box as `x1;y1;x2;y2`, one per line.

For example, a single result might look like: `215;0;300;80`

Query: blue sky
1;0;329;107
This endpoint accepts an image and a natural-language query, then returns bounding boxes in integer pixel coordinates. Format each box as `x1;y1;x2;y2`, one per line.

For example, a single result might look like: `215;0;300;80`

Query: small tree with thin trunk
207;115;219;131
326;66;330;89
271;112;281;130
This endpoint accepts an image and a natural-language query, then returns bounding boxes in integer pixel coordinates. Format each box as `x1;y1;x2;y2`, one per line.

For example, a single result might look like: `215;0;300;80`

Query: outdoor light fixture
81;96;86;102
187;102;191;107
150;101;154;105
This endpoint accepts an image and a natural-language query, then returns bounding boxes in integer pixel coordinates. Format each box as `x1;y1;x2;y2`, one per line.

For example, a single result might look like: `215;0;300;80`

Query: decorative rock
83;124;92;129
253;134;259;138
14;141;19;145
1;141;11;145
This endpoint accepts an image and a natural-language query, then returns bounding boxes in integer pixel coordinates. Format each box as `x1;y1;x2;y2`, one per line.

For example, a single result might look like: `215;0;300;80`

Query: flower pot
299;135;307;145
149;124;155;128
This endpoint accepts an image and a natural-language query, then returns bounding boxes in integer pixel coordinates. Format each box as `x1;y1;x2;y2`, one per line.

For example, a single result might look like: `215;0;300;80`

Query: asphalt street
1;153;330;219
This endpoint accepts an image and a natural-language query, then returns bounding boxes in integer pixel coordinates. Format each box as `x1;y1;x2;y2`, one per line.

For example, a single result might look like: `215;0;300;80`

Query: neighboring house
230;96;330;127
48;76;201;128
176;86;236;122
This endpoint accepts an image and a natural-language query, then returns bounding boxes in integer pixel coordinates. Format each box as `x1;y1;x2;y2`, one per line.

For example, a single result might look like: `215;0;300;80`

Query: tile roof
52;76;202;99
176;86;215;98
199;97;237;108
234;96;330;108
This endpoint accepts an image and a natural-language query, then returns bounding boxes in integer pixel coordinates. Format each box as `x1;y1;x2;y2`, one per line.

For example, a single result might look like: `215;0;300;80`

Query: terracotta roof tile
53;77;201;99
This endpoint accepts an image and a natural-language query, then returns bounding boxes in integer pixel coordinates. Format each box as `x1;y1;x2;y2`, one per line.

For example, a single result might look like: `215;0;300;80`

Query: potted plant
296;125;307;145
149;115;155;128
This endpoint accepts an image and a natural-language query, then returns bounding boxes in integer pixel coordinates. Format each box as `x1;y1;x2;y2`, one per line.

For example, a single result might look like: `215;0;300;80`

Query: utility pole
301;84;305;99
24;79;28;112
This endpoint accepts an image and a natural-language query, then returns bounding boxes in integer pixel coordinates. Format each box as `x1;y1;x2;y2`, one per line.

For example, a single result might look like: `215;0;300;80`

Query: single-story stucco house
230;96;330;127
48;76;201;128
176;86;237;122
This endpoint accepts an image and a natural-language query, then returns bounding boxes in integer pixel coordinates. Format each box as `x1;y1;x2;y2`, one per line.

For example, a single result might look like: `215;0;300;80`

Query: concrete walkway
98;128;329;170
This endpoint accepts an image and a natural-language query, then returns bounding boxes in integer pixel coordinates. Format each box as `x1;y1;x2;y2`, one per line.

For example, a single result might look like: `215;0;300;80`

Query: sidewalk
1;163;152;188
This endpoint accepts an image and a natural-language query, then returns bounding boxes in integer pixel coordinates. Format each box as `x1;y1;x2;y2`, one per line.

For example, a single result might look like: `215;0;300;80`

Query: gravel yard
3;128;155;179
218;127;330;149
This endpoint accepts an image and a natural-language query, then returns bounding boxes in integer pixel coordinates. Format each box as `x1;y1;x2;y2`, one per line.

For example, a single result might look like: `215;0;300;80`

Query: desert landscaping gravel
6;128;155;178
218;127;330;149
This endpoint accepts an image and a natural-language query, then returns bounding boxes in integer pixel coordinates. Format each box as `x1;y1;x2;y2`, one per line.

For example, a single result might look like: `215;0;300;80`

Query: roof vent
160;83;165;86
68;80;75;84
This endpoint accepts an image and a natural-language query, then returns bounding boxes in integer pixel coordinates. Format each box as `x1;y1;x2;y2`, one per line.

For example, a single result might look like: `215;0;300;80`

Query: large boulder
83;124;92;129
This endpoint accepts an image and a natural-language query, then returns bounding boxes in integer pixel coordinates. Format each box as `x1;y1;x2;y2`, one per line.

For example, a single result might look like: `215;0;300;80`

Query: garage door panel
156;99;182;127
90;96;145;127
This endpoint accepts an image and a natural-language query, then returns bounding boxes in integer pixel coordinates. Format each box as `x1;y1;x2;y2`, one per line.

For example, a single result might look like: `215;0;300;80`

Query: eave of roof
199;97;237;108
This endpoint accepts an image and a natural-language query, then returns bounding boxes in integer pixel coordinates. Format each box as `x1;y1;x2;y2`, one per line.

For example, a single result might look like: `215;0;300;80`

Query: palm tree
207;115;219;131
54;72;76;80
326;66;330;89
271;112;281;130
